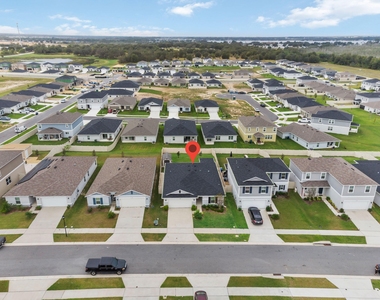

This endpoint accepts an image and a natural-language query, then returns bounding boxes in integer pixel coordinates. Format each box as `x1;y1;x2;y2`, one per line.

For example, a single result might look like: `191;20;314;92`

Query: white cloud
54;24;80;35
87;26;166;36
257;0;380;29
49;14;91;23
0;26;17;34
0;9;12;13
168;1;213;16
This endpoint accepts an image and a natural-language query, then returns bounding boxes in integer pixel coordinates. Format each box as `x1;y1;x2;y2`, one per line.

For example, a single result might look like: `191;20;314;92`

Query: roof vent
118;168;121;171
122;160;124;163
130;160;132;163
61;158;64;161
54;166;57;169
127;167;129;170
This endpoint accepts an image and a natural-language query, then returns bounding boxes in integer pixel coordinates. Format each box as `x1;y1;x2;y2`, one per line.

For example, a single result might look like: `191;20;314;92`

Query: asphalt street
0;244;377;278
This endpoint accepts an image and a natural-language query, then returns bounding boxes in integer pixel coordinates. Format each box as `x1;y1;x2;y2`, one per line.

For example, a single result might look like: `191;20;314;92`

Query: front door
256;138;261;144
318;188;323;195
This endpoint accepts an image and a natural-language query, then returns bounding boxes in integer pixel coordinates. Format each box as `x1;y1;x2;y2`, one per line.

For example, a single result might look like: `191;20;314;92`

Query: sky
1;0;380;37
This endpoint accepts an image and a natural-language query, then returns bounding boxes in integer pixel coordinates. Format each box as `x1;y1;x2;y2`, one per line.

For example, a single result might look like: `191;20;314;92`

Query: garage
40;196;68;207
168;106;179;119
166;198;193;208
238;198;270;209
118;195;147;207
342;200;372;210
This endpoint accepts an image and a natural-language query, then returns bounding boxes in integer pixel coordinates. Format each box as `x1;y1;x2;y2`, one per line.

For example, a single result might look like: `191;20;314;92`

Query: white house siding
203;134;237;145
5;195;32;206
122;135;157;143
309;123;350;135
87;193;111;206
164;197;195;208
117;194;149;207
164;135;197;144
375;193;380;206
39;196;68;207
77;97;107;110
0;162;26;198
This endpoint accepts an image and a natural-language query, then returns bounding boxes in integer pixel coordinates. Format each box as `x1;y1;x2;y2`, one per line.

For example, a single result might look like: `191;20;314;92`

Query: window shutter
278;173;281;179
93;198;96;205
265;187;269;193
100;198;103;205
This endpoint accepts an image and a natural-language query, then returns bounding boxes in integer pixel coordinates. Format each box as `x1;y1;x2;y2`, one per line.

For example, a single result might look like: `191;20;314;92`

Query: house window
256;127;259;132
144;137;147;141
306;143;309;148
209;196;216;204
328;126;333;131
365;186;371;193
84;176;86;182
259;186;269;194
207;138;212;142
318;118;322;123
228;135;234;140
216;136;221;140
320;172;326;179
279;173;287;179
6;176;11;185
316;143;320;147
348;186;354;193
279;185;285;191
38;124;42;129
93;197;103;205
263;127;266;132
265;135;272;140
305;173;311;179
273;127;277;132
268;173;273;179
243;186;252;194
328;119;335;124
65;124;69;128
128;136;135;141
87;136;90;140
15;197;20;204
172;137;175;141
247;135;252;138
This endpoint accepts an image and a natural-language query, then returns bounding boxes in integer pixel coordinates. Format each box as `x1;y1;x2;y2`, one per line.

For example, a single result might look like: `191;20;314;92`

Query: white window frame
348;186;354;193
320;172;326;179
365;186;371;193
305;172;311;179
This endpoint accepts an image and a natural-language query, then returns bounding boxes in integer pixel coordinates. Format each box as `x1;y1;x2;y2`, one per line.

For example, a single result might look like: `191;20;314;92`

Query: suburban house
170;78;187;87
237;116;277;144
77;118;123;142
4;156;97;207
201;121;237;145
263;79;286;94
246;78;264;91
153;78;170;87
188;72;201;79
162;158;225;208
110;80;140;92
138;97;163;111
296;76;318;87
37;112;83;140
86;157;156;208
0;150;27;198
0;99;21;115
283;70;303;79
309;109;355;135
353;160;380;206
277;123;341;149
355;92;380;105
164;119;197;144
55;75;78;86
361;78;380;91
290;157;378;210
361;101;380;114
13;89;46;103
194;99;219;113
121;118;159;143
227;158;291;209
108;96;137;112
206;79;223;88
107;89;135;99
167;98;191;113
335;72;356;82
284;96;322;112
188;78;206;89
77;91;108;110
201;72;215;79
233;70;250;78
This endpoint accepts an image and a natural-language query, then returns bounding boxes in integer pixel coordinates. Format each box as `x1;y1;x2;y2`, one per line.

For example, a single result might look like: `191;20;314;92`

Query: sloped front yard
271;191;358;230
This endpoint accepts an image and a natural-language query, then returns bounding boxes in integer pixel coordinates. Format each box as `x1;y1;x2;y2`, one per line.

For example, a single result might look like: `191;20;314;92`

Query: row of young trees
31;41;380;70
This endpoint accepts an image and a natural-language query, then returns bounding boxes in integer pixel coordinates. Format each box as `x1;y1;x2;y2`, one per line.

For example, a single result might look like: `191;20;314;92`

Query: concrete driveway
346;210;380;245
85;108;100;117
243;209;284;244
208;111;220;120
13;207;67;244
149;111;161;118
107;207;145;243
163;208;198;242
168;110;179;119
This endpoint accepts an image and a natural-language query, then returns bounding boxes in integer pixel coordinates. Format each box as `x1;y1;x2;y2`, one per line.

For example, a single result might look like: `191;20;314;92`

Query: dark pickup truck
0;236;5;249
85;257;127;276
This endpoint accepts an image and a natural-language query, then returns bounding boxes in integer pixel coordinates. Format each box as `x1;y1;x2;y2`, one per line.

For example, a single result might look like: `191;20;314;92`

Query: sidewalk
1;274;380;300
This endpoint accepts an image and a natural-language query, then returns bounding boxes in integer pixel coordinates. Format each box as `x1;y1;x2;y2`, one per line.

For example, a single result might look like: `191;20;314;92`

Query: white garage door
343;200;371;210
168;198;193;208
240;199;268;209
41;197;68;207
119;196;146;207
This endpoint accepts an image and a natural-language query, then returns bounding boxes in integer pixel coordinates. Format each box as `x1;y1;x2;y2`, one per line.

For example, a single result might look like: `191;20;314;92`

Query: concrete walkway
163;208;198;242
13;207;66;244
1;274;380;300
106;207;145;243
346;210;380;245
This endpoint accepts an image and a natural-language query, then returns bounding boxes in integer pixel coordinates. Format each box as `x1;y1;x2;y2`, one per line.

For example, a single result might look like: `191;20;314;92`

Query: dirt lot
0;80;35;93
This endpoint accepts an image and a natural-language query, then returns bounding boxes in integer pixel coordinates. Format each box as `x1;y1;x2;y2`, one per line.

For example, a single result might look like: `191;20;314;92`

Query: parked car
375;264;380;274
194;290;208;300
248;207;263;225
0;236;5;248
26;108;35;112
14;125;27;133
85;257;127;276
60;99;66;103
254;107;260;112
0;116;11;122
298;118;311;124
260;103;266;107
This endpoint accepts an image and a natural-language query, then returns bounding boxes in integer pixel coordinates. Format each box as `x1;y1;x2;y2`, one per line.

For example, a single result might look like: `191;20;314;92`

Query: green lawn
0;281;9;292
53;233;112;242
30;104;46;110
193;193;248;229
370;203;380;224
269;155;308;167
227;276;336;288
195;234;249;242
7;113;26;119
3;125;37;145
140;88;163;95
48;278;124;290
0;77;51;97
0;201;36;229
171;153;214;163
71;140;113;146
1;234;22;243
22;134;68;145
372;279;380;289
271;191;358;230
161;277;192;288
278;234;366;244
141;233;166;241
117;105;149;116
67;106;88;114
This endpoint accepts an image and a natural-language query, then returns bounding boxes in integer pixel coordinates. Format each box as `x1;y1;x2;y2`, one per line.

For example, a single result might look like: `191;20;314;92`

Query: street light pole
62;215;67;237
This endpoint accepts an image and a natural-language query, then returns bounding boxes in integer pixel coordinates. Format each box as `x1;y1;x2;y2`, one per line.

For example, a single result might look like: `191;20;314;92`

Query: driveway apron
13;207;67;244
163;208;198;242
346;210;380;245
208;111;220;120
107;207;144;243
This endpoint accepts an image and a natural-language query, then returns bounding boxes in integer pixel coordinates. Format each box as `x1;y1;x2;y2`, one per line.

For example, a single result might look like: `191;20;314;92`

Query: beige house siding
237;119;277;143
0;155;26;197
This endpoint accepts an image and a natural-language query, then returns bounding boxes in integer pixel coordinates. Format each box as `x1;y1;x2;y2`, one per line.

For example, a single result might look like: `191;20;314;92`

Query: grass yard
117;105;149;116
0;201;36;229
227;276;336;288
317;62;380;79
71;140;113;146
3;125;37;145
271;191;358;230
278;234;366;244
22;134;68;145
0;281;9;293
372;279;380;289
53;233;112;242
139;88;163;95
193;193;248;229
171;153;214;163
48;278;124;290
370;203;380;224
329;108;380;151
0;76;51;97
1;234;22;243
6;113;26;119
30;150;49;160
195;233;249;242
216;153;262;168
341;156;362;164
269;155;308;167
161;277;192;288
141;233;166;241
67;106;88;114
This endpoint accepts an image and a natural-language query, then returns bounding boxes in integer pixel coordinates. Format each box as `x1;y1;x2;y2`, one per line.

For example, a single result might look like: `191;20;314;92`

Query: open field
0;76;51;97
316;62;380;79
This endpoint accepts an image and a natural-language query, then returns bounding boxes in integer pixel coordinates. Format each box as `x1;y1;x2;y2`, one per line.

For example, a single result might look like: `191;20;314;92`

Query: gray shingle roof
78;118;122;135
238;115;275;128
138;97;163;107
201;121;237;138
111;80;140;89
278;123;340;143
164;119;197;136
121;118;159;136
106;89;134;96
86;157;156;197
194;99;218;108
78;90;108;99
167;98;191;107
39;112;82;124
109;96;137;107
312;109;353;121
227;158;290;186
163;158;224;198
0;151;22;171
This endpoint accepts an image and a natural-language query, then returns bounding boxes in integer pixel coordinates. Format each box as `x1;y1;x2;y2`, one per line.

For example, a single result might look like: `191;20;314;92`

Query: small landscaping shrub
194;210;203;220
67;205;71;209
339;208;345;213
266;205;273;212
326;196;331;201
317;197;322;201
107;211;115;219
271;214;280;220
368;208;373;212
238;207;242;211
87;207;93;213
191;204;197;211
340;213;349;221
25;211;33;218
97;205;106;210
163;205;169;211
35;205;42;210
1;201;12;214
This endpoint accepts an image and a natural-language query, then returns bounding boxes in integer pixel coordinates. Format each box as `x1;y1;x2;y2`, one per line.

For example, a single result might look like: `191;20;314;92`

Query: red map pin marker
185;141;200;164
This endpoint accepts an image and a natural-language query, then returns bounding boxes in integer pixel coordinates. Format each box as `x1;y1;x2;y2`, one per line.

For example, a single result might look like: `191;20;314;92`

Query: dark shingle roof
227;158;290;186
78;90;108;99
264;79;284;87
78;118;122;135
194;99;218;108
189;78;205;84
34;83;62;89
286;97;322;108
312;109;353;121
0;99;19;108
201;121;237;138
138;97;163;107
164;119;197;136
14;90;45;97
163;158;224;198
111;80;140;89
353;160;380;193
106;89;134;96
